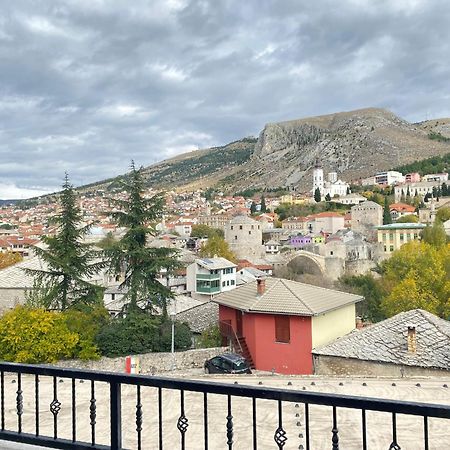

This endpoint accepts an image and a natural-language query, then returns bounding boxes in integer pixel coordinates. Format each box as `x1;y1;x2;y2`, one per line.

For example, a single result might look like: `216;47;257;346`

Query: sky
1;0;449;199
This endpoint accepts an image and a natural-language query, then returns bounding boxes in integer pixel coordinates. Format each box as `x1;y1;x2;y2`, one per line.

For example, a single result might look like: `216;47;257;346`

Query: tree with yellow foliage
199;235;237;262
0;251;22;270
380;241;449;319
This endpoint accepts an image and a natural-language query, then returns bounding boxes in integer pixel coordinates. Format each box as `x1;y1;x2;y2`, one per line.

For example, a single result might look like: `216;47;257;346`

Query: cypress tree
250;201;257;215
260;195;267;213
26;174;104;310
314;187;321;203
383;196;392;225
105;162;179;311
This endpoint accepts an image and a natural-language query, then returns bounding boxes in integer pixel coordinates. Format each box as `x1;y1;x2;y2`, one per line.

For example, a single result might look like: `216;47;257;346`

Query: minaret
312;158;324;194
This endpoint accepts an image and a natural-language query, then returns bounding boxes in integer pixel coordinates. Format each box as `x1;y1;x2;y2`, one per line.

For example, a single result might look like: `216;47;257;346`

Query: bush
0;307;79;363
95;312;193;357
197;325;221;348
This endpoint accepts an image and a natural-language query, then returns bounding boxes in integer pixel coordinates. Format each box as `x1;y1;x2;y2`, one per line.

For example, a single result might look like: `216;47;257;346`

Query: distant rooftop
376;223;426;230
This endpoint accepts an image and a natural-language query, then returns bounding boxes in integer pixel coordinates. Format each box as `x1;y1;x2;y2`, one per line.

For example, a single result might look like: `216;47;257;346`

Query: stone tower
312;158;324;194
224;215;264;261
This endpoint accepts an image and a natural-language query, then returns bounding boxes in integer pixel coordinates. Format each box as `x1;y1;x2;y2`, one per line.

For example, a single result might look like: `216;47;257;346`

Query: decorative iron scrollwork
177;414;189;434
274;426;287;448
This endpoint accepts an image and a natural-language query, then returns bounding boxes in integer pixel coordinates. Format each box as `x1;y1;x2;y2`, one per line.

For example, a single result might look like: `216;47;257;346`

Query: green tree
190;224;224;239
199;235;236;262
396;214;419;223
26;175;104;310
325;193;332;202
97;231;117;250
314;188;321;203
0;251;22;269
260;195;267;213
250;201;257;215
106;162;179;311
383;197;392;225
339;274;386;322
421;222;447;248
435;207;450;224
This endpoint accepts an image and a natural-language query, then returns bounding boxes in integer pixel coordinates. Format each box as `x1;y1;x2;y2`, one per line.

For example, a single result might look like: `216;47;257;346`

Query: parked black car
204;353;252;374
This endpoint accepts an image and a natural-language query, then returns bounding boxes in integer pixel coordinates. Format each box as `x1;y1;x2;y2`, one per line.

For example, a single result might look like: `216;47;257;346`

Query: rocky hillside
84;108;450;194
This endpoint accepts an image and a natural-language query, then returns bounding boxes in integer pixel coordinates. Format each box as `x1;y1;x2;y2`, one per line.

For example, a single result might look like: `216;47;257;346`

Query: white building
394;181;441;202
422;173;448;183
374;171;405;186
186;257;237;299
312;160;349;200
264;240;280;255
331;194;367;205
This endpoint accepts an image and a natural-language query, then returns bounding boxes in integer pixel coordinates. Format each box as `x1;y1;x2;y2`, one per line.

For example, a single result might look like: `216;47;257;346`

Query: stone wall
313;355;450;378
54;347;227;374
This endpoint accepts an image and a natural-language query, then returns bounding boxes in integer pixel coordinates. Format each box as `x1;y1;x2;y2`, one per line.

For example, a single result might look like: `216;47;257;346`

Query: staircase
219;321;255;369
237;335;255;369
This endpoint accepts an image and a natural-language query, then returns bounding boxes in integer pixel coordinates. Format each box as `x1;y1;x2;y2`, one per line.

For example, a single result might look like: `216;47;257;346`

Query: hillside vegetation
394;152;450;176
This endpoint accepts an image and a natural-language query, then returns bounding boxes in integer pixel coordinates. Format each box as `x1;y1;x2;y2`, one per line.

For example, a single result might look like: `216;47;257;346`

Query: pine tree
260;195;267;213
26;174;104;310
314;187;321;203
250;201;257;215
383;196;392;225
325;193;331;202
106;162;179;311
442;182;448;197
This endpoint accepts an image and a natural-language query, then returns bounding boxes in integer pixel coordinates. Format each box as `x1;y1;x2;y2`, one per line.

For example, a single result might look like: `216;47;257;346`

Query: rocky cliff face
239;108;450;191
79;108;450;194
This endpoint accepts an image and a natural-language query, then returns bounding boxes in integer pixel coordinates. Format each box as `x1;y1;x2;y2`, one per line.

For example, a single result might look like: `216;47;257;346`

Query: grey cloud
0;0;449;197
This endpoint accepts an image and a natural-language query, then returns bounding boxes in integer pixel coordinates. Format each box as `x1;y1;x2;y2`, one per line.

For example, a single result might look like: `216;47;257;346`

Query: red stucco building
214;278;362;375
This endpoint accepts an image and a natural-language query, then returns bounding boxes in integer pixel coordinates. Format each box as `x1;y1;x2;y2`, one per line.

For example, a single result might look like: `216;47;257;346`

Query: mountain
82;108;450;194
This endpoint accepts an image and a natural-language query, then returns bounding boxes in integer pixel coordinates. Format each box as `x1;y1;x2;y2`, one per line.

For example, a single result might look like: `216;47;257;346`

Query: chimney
256;278;266;296
407;326;417;353
355;317;363;330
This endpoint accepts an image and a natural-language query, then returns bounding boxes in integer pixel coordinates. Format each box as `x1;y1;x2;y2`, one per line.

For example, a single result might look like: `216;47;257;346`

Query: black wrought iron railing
0;361;448;449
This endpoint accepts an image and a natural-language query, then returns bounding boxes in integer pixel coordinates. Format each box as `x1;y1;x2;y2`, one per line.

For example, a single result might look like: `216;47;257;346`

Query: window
389;233;394;241
389;245;394;252
235;235;237;240
231;226;234;230
400;233;404;241
249;231;252;235
239;225;243;230
275;316;290;343
231;280;235;285
222;281;226;287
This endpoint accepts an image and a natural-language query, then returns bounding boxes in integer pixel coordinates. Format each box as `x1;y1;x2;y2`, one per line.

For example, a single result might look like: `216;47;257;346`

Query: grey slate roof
213;278;362;316
176;301;219;333
0;257;47;289
313;309;450;370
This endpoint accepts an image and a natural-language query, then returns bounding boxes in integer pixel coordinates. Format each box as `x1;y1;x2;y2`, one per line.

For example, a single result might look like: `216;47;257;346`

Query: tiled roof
213;278;362;316
312;309;450;370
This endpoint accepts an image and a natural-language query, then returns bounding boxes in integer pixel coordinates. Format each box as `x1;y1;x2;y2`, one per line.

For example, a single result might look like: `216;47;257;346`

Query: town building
313;309;450;377
405;172;421;183
376;223;426;254
422;173;448;183
264;240;280;255
394;181;441;202
307;212;345;234
312;160;349;199
389;203;416;221
215;278;362;374
224;215;264;261
331;194;366;205
186;257;237;299
350;201;383;238
281;217;308;232
374;171;405;186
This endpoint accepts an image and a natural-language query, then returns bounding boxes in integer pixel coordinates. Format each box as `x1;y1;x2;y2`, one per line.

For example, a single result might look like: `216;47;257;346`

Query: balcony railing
0;361;448;449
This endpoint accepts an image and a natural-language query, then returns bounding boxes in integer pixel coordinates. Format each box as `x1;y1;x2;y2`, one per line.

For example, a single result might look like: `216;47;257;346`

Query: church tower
312;158;324;194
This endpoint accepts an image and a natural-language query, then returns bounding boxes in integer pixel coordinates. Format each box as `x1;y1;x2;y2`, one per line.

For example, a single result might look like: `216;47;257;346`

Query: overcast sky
1;0;449;198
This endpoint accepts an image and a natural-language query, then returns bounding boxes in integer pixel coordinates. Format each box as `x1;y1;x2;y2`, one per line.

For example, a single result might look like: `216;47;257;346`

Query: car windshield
232;360;247;370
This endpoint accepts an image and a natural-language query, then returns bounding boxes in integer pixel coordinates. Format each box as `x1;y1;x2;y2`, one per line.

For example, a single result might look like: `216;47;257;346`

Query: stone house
313;309;450;377
224;215;264;261
351;201;382;238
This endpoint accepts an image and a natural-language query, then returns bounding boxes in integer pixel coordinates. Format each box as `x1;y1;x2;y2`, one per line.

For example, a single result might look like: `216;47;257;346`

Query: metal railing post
110;381;122;450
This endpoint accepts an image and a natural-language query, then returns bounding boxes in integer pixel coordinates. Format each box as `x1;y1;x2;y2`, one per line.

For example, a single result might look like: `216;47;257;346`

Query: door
236;310;243;337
